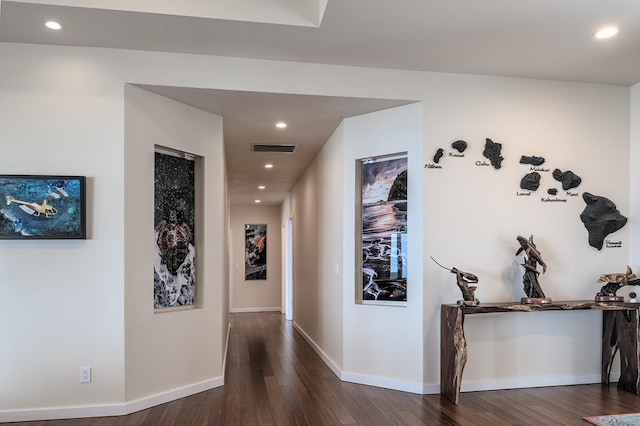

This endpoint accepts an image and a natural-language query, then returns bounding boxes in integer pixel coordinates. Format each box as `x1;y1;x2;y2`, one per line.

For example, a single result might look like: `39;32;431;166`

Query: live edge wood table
441;300;640;404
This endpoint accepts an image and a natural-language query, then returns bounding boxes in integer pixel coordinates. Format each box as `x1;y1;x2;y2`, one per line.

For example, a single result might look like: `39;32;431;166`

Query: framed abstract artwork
359;154;408;302
245;224;267;280
0;175;86;239
154;150;196;309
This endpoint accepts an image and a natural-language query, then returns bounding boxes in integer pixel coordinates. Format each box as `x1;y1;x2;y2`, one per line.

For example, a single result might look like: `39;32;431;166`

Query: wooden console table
441;300;640;404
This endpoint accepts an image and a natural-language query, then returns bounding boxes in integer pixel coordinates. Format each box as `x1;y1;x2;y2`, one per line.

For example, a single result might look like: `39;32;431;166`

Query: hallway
11;312;640;425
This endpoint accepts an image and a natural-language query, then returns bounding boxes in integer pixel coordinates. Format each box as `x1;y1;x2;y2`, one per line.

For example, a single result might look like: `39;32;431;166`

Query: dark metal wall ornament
519;155;546;166
580;192;627;250
245;224;267;280
0;175;86;239
451;140;467;153
552;169;582;190
482;138;504;169
360;154;408;302
520;172;541;191
433;148;444;163
154;151;196;309
515;235;551;304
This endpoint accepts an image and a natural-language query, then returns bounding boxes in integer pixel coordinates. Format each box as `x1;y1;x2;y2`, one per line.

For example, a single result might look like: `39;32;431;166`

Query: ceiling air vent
251;144;296;153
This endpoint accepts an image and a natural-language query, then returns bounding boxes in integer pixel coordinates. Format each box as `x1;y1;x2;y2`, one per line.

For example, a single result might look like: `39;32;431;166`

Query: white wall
0;44;233;422
630;83;640;269
124;86;227;402
0;41;632;421
422;79;629;390
230;205;282;312
288;124;345;371
341;104;425;391
0;44;126;418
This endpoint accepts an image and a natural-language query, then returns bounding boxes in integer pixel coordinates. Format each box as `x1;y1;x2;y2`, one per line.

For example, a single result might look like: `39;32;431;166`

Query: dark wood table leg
602;310;617;385
441;305;467;404
614;309;640;393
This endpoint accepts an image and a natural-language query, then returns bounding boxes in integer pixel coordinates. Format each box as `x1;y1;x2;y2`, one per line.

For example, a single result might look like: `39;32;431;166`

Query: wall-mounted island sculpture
482;138;504;169
515;235;551;304
519;155;546;166
433;148;444;164
552;168;582;190
520;172;541;191
451;140;468;153
580;192;627;250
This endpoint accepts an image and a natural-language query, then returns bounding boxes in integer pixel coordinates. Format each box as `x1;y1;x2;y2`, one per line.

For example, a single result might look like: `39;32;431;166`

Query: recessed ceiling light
264;163;274;169
594;26;618;40
258;185;266;190
275;122;287;129
254;200;261;203
44;20;63;30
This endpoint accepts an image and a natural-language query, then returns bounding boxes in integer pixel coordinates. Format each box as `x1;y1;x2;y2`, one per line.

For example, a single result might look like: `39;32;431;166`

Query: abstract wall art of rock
552;169;582;190
482;138;504;169
548;188;558;195
520;172;541;191
451;140;468;153
434;148;444;163
580;192;627;250
519;155;546;166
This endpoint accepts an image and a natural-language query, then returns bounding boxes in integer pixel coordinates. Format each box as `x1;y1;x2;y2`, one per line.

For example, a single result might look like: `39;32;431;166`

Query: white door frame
285;217;294;321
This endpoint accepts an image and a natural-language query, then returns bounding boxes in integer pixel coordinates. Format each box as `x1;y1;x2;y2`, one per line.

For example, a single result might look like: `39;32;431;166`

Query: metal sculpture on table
515;235;551;304
595;266;638;302
431;257;479;306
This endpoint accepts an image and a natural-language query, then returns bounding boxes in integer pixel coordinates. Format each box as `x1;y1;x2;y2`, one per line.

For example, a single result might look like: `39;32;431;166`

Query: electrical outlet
80;367;91;383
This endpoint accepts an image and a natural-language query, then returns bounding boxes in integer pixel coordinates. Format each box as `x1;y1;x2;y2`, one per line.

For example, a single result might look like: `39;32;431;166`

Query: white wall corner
340;372;425;395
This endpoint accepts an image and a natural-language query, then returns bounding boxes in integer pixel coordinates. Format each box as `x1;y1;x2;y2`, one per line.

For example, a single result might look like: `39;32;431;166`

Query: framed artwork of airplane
0;175;86;239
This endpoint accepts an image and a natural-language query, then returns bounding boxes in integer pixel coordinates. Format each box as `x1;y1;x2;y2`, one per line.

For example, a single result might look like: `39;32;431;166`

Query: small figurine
431;256;479;306
595;265;637;302
515;235;551;304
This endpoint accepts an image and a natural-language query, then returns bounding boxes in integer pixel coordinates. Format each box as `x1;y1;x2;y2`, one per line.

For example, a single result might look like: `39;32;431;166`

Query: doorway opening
285;217;294;321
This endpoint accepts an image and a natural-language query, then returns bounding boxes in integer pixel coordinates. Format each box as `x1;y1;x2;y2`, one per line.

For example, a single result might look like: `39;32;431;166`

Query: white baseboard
459;373;601;392
423;384;440;394
125;377;224;414
0;403;126;423
0;377;224;423
292;322;342;379
291;322;601;396
230;307;281;313
222;320;231;378
341;372;425;394
292;322;423;394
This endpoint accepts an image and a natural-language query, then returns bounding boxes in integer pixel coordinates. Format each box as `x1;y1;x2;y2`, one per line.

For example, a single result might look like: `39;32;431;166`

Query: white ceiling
2;0;639;205
137;86;412;205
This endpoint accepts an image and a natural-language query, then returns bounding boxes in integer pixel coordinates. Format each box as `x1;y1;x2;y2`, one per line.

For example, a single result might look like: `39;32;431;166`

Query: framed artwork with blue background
0;175;86;239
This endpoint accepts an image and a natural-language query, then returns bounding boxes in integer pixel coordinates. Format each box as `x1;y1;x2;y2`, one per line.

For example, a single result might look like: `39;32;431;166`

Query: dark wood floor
10;311;640;425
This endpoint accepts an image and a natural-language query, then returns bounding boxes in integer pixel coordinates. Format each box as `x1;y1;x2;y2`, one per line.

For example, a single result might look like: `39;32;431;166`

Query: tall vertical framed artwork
358;153;408;302
154;149;196;309
245;224;267;280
